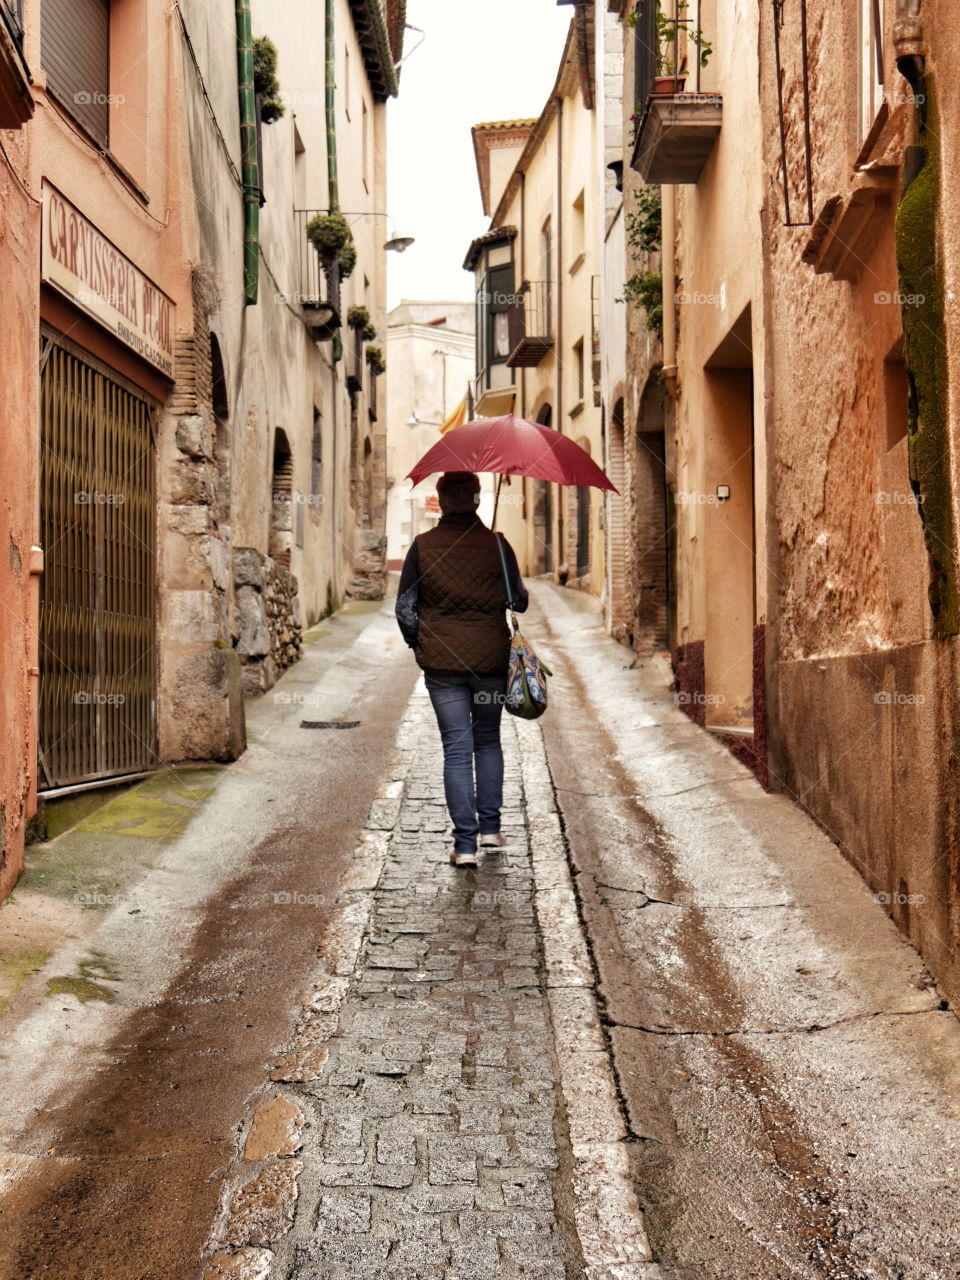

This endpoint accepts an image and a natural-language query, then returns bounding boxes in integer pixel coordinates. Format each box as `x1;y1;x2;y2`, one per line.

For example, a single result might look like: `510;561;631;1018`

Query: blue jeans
424;672;507;853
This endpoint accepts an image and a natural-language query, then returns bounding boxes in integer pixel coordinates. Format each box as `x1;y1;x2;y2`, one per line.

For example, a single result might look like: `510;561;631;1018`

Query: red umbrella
406;413;617;498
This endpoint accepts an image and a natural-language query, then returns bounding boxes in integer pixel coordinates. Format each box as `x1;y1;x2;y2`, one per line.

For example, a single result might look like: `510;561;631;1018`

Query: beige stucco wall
385;301;478;565
671;0;767;725
485;38;605;595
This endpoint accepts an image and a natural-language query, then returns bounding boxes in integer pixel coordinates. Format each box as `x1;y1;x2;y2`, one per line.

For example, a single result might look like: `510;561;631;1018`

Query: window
633;0;658;115
573;338;585;405
362;100;369;192
41;0;110;146
884;343;908;451
486;263;513;360
541;217;553;323
293;122;307;208
311;407;323;498
859;0;884;143
571;190;585;269
476;252;515;388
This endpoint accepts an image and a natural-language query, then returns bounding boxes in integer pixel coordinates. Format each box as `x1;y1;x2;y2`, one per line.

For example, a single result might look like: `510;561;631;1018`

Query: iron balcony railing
506;281;554;368
295;209;336;308
634;0;706;109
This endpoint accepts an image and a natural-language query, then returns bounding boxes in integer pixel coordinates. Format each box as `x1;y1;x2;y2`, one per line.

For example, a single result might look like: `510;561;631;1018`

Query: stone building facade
384;301;477;568
464;10;607;597
0;0;403;905
617;0;960;1000
755;0;960;1000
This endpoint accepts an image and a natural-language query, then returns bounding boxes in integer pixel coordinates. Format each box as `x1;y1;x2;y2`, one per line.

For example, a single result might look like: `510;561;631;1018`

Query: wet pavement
534;583;960;1280
2;583;960;1279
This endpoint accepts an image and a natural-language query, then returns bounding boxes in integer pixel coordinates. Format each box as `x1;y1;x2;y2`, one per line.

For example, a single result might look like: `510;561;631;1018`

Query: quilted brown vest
414;513;511;676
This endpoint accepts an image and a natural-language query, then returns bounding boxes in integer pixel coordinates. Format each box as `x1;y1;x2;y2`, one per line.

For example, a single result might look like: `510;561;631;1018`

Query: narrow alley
5;0;960;1276
3;586;959;1280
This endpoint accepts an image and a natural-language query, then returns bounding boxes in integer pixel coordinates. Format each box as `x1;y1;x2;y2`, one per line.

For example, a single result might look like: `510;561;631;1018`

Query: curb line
517;717;666;1280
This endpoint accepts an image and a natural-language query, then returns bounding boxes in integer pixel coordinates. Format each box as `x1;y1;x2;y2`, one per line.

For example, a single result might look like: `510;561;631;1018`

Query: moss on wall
896;78;958;637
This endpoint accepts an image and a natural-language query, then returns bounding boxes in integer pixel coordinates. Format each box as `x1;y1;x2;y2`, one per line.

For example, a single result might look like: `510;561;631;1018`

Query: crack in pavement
604;1001;949;1039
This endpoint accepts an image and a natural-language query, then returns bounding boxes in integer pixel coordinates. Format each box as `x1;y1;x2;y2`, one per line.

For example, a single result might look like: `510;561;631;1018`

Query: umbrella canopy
406;413;617;492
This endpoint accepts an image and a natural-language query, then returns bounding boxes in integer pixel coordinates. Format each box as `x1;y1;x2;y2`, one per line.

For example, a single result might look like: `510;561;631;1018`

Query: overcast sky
386;0;571;310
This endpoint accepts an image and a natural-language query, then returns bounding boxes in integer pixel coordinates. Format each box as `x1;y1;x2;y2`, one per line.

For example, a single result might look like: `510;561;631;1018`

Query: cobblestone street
5;590;960;1279
204;685;653;1280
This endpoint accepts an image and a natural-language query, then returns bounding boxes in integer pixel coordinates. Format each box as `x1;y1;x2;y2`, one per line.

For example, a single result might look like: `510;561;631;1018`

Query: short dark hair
437;471;481;516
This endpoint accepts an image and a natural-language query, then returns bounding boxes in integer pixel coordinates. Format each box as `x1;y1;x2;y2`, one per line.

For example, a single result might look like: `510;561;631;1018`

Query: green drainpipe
325;0;339;210
325;0;342;362
236;0;259;305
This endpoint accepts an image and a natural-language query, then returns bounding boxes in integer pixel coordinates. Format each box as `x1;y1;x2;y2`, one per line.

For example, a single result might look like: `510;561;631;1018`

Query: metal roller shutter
41;0;109;145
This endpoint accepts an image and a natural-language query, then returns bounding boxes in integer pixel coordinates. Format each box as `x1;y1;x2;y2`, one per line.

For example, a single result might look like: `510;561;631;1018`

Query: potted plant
306;211;351;266
365;345;386;377
347;305;371;331
338;240;357;280
627;1;712;96
253;36;285;123
361;320;377;343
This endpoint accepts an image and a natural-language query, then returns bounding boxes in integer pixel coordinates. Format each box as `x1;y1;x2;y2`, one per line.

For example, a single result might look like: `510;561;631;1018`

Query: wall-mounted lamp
716;484;731;502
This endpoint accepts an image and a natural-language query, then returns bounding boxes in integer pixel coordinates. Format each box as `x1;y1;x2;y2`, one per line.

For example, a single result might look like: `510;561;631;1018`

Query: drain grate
300;720;361;730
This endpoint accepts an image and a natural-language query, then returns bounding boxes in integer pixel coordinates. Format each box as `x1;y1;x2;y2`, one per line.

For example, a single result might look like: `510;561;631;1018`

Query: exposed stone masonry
234;548;304;695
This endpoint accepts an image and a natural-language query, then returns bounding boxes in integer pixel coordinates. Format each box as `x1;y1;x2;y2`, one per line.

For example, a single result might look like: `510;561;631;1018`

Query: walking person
395;471;528;867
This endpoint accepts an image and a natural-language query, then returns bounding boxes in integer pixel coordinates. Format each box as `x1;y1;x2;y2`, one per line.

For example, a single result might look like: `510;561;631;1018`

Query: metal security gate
39;333;157;790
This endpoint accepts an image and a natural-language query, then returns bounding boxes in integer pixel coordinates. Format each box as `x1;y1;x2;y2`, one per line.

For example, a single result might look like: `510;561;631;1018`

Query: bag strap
495;534;520;634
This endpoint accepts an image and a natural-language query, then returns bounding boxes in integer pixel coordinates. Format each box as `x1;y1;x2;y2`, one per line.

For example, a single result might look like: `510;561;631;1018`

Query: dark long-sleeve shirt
395;529;528;650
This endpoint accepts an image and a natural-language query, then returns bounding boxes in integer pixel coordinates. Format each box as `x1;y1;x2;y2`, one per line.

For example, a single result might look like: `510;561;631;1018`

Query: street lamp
323;209;415;254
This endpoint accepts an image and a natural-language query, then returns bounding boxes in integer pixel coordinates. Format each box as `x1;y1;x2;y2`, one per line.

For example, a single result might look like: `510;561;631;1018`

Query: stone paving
204;687;625;1280
286;698;583;1279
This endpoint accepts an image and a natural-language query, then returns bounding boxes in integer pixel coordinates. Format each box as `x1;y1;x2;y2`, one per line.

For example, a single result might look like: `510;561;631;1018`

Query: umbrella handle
491;473;503;529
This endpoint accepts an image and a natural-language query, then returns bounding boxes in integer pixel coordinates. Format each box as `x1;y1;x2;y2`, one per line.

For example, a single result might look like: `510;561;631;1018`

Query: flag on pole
439;397;468;435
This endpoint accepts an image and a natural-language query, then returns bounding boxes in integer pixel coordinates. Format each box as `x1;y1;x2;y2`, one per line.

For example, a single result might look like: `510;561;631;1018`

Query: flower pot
651;74;685;97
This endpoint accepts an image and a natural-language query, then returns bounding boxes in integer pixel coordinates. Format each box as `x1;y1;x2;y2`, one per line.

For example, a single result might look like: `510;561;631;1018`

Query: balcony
630;91;722;184
506;282;554;368
628;1;720;185
295;209;342;339
0;0;32;129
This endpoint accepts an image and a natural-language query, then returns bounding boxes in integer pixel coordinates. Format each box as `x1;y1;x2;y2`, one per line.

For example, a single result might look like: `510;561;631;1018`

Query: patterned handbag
496;535;552;720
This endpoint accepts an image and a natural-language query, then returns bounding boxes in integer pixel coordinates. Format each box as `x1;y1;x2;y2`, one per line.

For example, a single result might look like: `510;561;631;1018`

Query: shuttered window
41;0;110;146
